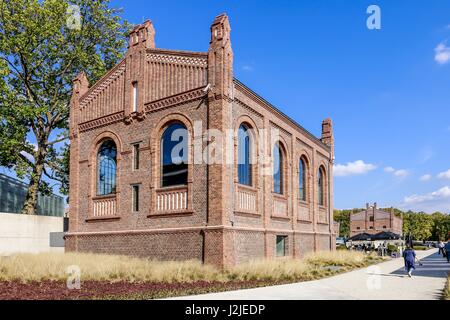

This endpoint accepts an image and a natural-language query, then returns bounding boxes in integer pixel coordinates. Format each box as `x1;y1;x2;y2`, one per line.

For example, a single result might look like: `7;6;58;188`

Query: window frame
299;156;308;202
273;142;285;195
96;139;118;196
160;122;189;188
237;123;252;186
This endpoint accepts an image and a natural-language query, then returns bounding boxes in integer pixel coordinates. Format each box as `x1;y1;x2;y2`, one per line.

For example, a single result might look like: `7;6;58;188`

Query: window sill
86;215;120;222
92;194;117;201
237;184;258;192
147;210;193;218
298;200;309;207
272;193;288;201
234;211;261;218
297;218;313;223
271;215;291;221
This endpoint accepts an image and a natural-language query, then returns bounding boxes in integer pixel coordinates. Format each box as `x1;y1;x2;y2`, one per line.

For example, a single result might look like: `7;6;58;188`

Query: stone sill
147;210;194;218
234;211;261;218
86;215;121;222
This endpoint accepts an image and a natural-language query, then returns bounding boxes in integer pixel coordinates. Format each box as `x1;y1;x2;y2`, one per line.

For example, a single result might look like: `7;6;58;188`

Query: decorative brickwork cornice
147;51;208;68
234;98;263;120
78;111;124;133
144;87;207;113
79;60;126;108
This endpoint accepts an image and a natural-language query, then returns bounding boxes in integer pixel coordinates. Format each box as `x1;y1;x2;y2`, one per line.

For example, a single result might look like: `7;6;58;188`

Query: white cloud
242;65;254;71
393;169;409;177
434;42;450;64
420;174;432;182
438;169;450;179
333;160;377;177
401;186;450;213
384;166;409;177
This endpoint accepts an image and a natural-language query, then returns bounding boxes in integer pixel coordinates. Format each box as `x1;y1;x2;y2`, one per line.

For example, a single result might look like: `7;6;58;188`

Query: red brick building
66;14;336;267
350;203;402;237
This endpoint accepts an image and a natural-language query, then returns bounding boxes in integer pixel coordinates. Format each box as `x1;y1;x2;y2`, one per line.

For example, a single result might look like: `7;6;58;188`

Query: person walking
438;241;445;255
444;241;450;263
402;245;416;278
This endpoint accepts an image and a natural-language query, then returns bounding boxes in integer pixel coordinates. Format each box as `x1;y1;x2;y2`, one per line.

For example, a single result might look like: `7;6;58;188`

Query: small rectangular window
357;227;360;230
276;235;286;257
133;144;140;170
132;185;140;212
132;82;138;112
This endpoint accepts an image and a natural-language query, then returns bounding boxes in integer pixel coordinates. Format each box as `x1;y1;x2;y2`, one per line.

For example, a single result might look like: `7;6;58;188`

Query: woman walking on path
403;245;416;278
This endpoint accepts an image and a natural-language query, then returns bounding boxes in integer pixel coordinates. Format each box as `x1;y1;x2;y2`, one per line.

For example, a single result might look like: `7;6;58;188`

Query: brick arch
89;130;123;198
298;152;311;202
317;163;328;208
234;115;260;187
272;139;289;195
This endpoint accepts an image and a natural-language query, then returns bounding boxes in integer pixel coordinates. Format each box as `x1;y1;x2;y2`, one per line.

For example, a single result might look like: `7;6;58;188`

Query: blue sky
4;0;450;213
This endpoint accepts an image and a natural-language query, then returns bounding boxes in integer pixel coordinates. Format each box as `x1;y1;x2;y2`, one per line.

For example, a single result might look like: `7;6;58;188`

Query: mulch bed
0;280;270;300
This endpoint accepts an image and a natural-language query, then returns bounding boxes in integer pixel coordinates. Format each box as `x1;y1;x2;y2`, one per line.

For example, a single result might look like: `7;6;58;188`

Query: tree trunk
21;148;46;215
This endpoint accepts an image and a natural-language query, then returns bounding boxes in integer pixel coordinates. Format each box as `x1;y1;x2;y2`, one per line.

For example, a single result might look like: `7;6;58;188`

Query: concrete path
173;249;450;300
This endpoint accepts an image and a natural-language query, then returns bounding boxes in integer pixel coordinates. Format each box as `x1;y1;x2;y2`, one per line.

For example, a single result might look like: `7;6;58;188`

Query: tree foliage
0;0;129;214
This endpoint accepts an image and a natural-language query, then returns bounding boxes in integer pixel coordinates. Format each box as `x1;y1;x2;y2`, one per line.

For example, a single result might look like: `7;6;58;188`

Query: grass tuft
0;250;384;284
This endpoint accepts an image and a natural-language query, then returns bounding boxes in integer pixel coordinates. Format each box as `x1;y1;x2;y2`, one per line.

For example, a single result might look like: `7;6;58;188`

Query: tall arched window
318;166;325;206
161;122;188;187
273;143;284;194
238;124;252;186
97;140;117;195
299;157;307;201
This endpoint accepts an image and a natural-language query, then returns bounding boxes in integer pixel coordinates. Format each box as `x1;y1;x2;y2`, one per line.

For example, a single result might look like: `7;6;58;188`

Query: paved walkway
173;249;450;300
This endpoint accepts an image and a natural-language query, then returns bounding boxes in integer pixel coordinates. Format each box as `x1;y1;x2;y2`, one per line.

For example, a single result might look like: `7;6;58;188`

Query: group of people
438;241;450;262
403;240;450;278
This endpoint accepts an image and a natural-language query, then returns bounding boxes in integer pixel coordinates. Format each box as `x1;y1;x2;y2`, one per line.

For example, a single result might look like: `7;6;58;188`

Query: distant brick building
66;14;336;267
350;203;402;237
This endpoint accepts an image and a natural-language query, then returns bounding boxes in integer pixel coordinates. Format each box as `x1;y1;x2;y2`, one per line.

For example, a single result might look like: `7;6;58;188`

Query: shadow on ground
389;252;450;279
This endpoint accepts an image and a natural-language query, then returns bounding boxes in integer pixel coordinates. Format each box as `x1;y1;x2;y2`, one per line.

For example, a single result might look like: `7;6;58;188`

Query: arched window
299;157;307;201
318;166;325;206
97;140;117;196
273;143;284;194
161;122;188;187
238;124;252;186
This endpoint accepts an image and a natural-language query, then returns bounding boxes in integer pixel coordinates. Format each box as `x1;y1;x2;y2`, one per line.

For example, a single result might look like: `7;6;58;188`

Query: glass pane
299;159;305;201
276;236;286;257
318;168;324;206
97;140;117;195
238;124;252;186
161;123;188;187
273;144;283;194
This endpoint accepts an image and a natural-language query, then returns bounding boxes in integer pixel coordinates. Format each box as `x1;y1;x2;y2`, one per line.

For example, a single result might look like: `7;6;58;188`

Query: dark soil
0;280;271;300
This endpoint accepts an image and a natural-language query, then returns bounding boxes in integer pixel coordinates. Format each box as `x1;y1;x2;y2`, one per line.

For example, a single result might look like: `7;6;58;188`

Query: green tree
0;0;129;214
431;212;450;241
333;209;354;238
403;212;433;241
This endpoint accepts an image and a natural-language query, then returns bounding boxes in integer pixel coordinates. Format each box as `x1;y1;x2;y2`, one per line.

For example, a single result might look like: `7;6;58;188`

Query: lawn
0;250;385;300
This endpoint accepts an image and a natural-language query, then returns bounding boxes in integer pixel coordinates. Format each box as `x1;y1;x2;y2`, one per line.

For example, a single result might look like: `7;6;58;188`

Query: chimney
128;19;155;49
321;118;334;154
208;13;233;99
